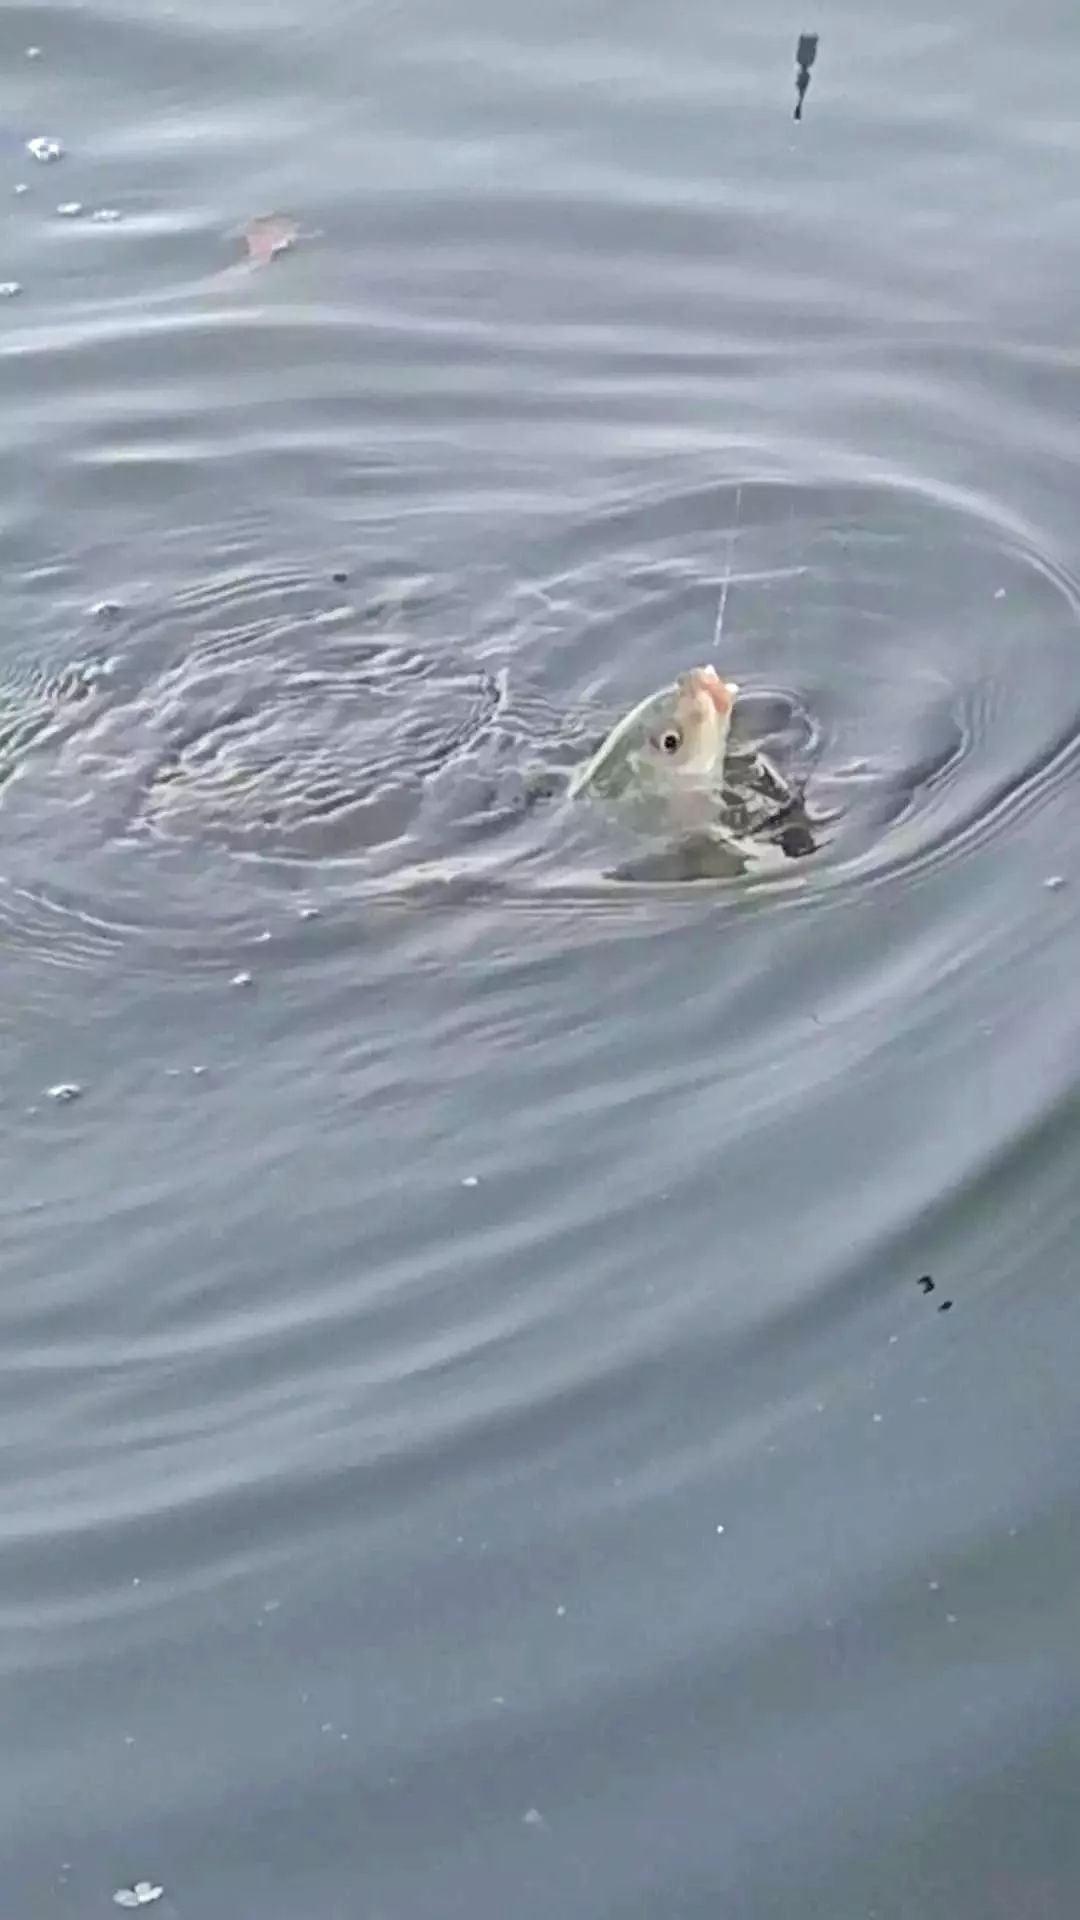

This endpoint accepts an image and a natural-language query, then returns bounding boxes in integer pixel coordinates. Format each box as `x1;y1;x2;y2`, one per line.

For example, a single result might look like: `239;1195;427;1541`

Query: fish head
638;664;739;783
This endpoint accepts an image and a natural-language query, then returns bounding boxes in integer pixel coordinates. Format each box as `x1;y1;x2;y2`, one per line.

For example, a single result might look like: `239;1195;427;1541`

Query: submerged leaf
242;213;301;266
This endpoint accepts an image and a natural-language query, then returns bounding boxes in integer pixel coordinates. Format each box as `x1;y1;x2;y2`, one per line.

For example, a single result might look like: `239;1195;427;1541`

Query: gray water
5;2;1080;1915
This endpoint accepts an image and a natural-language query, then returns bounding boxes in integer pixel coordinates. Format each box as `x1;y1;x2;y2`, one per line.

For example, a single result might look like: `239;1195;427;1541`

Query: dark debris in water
917;1273;954;1313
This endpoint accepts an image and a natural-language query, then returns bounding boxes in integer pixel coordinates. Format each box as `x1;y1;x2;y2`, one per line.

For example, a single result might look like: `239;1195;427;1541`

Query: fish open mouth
689;664;739;713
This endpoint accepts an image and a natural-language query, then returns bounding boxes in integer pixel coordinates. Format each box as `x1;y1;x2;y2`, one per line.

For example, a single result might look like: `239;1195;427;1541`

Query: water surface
4;2;1080;1916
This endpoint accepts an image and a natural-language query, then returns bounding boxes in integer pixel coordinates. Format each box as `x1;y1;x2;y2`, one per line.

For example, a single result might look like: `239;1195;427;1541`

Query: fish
567;664;740;816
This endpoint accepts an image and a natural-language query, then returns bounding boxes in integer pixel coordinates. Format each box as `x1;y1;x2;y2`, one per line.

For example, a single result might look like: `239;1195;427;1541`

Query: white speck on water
946;1613;958;1625
0;282;23;299
231;970;253;988
262;1599;280;1613
715;1524;725;1535
90;599;123;619
26;45;43;58
47;1082;82;1103
994;587;1006;599
191;1064;206;1076
523;1808;546;1828
124;1734;136;1746
57;201;83;217
491;1695;506;1706
928;1580;940;1591
461;1174;480;1187
555;1604;566;1617
91;207;122;223
13;182;29;196
1044;875;1066;891
113;1885;163;1909
132;1576;140;1586
27;137;63;163
872;1413;883;1424
888;1334;899;1345
256;928;272;942
321;1722;334;1734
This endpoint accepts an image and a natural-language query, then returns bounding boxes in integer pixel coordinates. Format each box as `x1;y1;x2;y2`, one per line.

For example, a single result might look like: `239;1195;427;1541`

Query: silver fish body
568;664;739;813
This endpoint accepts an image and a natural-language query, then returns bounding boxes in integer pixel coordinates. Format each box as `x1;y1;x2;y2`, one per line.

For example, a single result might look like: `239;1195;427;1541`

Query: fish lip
695;664;739;713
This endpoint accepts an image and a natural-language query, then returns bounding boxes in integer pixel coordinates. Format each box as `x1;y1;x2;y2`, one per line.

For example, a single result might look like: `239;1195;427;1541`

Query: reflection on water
4;2;1080;1918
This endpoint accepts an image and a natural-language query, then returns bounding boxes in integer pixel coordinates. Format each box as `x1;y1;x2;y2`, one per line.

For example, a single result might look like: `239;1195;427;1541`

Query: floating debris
1045;874;1066;891
57;201;84;218
91;207;122;223
794;32;819;121
523;1808;547;1829
26;136;63;163
298;904;320;920
113;1883;163;1909
241;212;301;267
13;182;29;196
91;599;124;620
331;569;349;585
26;45;43;59
47;1082;82;1103
230;970;253;988
461;1174;480;1188
0;282;23;299
917;1272;952;1312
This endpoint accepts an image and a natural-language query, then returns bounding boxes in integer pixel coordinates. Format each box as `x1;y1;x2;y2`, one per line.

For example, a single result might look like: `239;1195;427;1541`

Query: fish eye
659;728;682;755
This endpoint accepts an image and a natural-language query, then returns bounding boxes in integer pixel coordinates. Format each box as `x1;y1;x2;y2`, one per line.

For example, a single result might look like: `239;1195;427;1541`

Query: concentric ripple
0;563;511;956
1;470;1078;975
469;468;1080;895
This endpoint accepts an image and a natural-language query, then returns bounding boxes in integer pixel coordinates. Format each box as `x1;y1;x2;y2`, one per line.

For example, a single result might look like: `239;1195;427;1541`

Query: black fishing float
795;32;819;120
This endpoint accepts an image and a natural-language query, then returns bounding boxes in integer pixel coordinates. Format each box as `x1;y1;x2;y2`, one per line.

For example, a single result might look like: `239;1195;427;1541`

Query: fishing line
712;483;742;655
